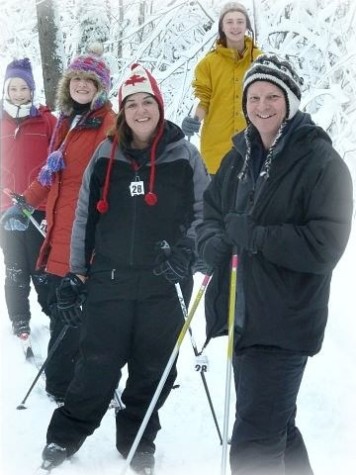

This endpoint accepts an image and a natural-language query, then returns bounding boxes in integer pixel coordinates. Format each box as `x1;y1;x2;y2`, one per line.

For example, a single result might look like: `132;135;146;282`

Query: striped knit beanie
242;54;303;121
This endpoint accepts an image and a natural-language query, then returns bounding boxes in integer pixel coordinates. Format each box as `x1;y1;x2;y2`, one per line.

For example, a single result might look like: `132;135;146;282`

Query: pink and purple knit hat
56;43;111;116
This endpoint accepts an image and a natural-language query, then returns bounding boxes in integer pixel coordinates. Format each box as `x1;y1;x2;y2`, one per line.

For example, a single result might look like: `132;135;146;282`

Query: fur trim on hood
56;43;111;116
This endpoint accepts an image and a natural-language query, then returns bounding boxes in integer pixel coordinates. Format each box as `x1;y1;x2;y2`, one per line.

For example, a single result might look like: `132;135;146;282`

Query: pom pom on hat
4;58;35;92
242;54;304;121
96;199;109;213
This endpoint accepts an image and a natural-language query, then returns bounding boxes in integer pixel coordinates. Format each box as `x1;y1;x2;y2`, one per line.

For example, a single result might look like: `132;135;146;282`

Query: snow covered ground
1;222;356;475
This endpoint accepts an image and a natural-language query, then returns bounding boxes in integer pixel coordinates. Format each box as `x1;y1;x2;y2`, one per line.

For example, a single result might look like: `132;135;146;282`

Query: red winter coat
24;103;115;277
0;106;56;212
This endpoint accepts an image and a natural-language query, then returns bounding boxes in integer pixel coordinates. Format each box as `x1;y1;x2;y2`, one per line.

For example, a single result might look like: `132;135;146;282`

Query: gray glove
182;116;201;137
1;202;34;232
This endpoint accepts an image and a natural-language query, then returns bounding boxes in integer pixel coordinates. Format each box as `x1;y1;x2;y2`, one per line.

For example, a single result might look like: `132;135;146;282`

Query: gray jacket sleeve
70;142;106;275
184;141;211;242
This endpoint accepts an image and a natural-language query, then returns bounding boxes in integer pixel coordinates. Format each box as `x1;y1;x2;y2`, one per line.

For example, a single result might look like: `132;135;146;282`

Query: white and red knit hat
118;63;164;114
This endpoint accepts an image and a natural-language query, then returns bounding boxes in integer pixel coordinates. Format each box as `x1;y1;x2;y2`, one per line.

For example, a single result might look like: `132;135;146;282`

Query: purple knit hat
38;44;111;186
56;43;111;116
4;58;35;92
67;52;111;92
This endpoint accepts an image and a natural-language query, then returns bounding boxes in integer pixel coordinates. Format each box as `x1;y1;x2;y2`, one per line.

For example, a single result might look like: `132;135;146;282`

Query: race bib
129;180;145;196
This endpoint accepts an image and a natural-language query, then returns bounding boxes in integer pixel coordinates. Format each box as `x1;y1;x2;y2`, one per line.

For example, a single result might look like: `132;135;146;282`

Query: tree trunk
117;0;124;58
35;0;64;110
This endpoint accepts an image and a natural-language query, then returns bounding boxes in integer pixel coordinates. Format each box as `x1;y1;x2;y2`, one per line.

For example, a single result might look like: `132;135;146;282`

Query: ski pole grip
4;188;30;211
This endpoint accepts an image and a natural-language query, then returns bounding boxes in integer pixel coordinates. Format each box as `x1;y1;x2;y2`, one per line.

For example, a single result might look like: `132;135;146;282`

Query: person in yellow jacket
182;2;262;175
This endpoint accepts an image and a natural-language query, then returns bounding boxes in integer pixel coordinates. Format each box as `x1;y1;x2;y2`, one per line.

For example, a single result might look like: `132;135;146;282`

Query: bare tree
35;0;64;109
117;0;124;58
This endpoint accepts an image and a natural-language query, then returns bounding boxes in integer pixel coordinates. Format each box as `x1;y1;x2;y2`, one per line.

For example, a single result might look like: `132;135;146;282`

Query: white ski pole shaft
221;252;239;475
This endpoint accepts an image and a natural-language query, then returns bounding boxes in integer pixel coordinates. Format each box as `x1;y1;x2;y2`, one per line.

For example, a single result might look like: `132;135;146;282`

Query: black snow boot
130;451;155;475
41;443;68;470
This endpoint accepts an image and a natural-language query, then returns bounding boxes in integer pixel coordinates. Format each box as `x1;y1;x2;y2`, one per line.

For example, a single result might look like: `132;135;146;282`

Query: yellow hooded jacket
192;37;262;174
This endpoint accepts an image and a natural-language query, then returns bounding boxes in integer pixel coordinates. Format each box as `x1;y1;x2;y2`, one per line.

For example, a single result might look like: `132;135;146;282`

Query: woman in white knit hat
197;54;353;474
40;63;209;474
182;2;262;175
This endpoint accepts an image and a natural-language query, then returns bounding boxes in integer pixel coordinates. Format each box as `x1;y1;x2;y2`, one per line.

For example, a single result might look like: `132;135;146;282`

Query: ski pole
120;272;211;475
113;388;125;412
16;325;69;410
221;250;239;475
158;239;221;442
0;186;46;237
174;280;222;445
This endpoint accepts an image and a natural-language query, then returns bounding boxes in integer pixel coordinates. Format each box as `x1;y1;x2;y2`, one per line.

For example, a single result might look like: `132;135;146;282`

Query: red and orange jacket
24;103;115;277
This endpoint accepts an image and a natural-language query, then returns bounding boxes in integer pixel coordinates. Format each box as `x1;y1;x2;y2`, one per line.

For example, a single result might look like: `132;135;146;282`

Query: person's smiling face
246;81;287;148
69;75;98;104
221;11;247;48
124;93;160;146
8;78;32;105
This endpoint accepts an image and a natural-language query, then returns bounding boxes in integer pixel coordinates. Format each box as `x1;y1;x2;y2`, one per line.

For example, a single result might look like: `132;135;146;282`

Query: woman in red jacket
1;45;115;403
0;58;56;338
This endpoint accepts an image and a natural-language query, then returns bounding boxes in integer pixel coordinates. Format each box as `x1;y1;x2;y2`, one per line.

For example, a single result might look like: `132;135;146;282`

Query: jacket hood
232;111;332;180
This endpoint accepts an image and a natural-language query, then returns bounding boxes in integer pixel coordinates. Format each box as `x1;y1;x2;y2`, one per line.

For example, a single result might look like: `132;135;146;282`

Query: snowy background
0;226;356;475
1;0;356;473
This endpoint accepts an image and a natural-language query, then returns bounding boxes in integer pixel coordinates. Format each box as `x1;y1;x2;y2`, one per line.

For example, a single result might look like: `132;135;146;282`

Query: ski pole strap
2;187;32;212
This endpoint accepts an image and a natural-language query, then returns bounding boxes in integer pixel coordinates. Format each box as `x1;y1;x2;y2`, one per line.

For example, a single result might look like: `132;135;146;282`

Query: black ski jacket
197;112;353;356
70;120;210;282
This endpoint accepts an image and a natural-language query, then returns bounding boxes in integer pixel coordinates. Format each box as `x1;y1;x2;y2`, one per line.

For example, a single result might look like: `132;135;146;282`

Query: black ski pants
44;274;81;400
230;346;314;475
46;269;193;457
0;210;50;324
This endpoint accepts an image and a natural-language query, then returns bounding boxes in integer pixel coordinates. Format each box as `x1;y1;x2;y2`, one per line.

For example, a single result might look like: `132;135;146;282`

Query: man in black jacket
197;54;353;475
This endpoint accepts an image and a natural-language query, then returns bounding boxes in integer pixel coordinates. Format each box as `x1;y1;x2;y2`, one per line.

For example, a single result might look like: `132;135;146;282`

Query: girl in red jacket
2;45;115;403
0;58;56;339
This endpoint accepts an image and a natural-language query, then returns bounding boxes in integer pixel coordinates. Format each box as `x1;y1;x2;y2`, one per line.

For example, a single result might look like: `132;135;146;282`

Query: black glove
1;202;33;231
153;239;195;284
56;273;87;327
199;234;231;269
224;213;266;253
181;116;201;137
